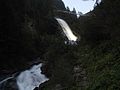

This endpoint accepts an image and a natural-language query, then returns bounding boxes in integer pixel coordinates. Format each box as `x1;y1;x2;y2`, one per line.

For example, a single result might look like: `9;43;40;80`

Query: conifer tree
72;8;76;14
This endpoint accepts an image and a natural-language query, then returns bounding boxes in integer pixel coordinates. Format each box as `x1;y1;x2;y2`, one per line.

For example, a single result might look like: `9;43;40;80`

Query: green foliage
0;0;53;70
50;0;120;89
76;40;120;90
1;0;120;90
73;0;120;44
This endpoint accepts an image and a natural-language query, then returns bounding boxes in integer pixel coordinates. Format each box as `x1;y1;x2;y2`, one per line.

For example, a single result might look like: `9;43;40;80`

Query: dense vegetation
0;0;120;90
0;0;54;71
62;0;120;89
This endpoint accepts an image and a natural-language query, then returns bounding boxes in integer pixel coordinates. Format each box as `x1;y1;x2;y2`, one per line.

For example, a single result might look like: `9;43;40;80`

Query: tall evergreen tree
66;6;70;11
72;8;77;14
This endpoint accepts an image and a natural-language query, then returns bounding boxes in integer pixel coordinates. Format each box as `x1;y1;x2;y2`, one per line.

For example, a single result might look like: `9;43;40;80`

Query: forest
0;0;120;90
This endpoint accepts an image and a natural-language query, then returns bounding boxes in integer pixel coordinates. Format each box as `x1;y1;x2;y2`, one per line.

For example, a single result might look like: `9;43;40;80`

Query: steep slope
70;0;120;89
0;0;55;72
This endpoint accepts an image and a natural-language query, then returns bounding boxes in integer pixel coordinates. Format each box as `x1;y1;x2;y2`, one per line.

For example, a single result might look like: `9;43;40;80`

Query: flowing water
55;18;78;44
17;63;49;90
0;63;49;90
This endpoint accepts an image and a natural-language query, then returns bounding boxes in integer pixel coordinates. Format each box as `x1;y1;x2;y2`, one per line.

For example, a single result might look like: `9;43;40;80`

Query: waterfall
17;63;49;90
0;63;49;90
55;18;78;44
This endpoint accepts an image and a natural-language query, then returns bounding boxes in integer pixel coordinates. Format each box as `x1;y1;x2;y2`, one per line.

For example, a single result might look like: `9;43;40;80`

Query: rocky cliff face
0;0;54;72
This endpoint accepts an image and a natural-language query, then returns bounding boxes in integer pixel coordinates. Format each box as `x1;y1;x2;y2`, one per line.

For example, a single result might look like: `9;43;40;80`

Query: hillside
0;0;120;90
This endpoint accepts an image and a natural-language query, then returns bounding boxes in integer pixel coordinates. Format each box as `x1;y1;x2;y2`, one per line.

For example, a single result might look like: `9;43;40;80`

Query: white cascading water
55;18;77;42
17;63;49;90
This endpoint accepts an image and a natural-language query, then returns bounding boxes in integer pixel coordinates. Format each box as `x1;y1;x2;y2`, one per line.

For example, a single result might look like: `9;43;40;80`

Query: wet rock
0;78;18;90
73;64;88;89
81;71;86;75
34;87;39;90
54;84;62;90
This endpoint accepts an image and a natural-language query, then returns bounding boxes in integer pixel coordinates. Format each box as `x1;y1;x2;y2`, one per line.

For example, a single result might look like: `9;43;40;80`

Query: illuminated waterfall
55;18;78;42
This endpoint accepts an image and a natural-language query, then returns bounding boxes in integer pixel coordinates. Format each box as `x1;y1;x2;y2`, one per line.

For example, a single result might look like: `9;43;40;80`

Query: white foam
55;18;77;41
17;63;49;90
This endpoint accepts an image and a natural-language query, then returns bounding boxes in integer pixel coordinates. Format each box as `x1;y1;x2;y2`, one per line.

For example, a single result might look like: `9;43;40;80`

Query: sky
62;0;96;14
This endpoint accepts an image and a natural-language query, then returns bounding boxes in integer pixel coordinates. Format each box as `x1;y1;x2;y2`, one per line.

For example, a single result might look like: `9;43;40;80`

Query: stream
0;63;49;90
0;18;78;90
